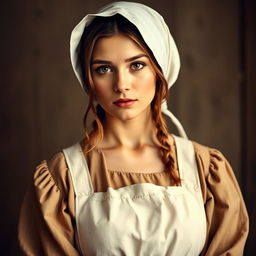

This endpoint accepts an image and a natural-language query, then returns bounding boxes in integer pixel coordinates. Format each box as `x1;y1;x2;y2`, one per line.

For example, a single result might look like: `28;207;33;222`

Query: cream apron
63;135;207;256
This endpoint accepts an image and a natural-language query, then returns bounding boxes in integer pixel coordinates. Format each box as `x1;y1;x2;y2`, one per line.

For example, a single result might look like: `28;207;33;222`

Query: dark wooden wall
0;0;255;255
243;0;256;253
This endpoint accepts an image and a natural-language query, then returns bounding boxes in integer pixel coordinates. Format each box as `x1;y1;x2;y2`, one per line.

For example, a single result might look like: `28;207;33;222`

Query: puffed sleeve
18;153;81;256
194;143;249;256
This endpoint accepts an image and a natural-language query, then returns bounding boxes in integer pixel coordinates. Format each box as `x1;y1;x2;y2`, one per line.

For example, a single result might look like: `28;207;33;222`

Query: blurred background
1;0;255;255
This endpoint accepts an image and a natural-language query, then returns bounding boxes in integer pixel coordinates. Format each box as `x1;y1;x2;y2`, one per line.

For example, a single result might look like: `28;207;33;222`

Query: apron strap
63;142;94;195
172;135;201;189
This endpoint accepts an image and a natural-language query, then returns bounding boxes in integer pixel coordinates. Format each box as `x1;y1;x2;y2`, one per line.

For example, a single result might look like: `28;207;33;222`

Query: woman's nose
113;69;131;93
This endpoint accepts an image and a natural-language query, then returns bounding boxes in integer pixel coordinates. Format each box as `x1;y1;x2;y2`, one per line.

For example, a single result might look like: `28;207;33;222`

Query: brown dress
18;140;249;256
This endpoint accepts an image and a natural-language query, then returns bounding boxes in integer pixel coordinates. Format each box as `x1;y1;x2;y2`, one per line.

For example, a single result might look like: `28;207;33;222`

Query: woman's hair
79;14;181;185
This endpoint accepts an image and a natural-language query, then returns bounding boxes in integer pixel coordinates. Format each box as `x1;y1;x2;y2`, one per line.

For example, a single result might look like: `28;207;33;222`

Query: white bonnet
70;1;187;138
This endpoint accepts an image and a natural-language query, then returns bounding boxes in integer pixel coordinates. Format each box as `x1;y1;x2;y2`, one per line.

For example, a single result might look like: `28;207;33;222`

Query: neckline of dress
107;168;169;175
97;147;175;175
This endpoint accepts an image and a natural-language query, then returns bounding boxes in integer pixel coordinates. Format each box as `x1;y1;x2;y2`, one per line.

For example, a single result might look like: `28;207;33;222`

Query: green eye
131;62;145;71
95;66;112;74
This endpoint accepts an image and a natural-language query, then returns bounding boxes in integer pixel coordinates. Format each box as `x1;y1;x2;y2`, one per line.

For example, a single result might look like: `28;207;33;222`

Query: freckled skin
91;34;156;122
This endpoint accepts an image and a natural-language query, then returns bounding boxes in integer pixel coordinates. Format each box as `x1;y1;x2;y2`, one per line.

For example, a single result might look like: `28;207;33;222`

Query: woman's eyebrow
91;54;148;65
91;60;112;65
124;54;148;62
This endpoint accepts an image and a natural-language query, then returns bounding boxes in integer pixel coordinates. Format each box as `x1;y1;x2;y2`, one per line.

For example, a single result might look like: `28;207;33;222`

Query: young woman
18;2;249;255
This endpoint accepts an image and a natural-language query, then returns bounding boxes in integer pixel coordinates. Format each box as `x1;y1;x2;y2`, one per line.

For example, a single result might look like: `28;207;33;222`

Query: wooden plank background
0;0;255;255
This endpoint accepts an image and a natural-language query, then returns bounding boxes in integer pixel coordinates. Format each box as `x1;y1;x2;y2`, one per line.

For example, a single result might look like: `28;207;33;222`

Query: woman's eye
95;66;112;74
130;62;145;71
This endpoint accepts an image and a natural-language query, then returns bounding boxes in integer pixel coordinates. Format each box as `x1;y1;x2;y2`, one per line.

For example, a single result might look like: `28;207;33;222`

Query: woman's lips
113;98;137;107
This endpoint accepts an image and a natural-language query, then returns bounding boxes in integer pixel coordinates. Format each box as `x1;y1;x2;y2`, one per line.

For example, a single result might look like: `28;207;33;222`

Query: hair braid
83;95;104;153
151;83;181;186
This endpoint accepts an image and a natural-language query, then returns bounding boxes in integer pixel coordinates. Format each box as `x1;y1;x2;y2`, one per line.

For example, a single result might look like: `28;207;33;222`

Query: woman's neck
100;110;158;149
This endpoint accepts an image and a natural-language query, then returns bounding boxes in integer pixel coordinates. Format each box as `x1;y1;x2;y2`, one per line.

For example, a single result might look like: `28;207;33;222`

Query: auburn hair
79;14;181;185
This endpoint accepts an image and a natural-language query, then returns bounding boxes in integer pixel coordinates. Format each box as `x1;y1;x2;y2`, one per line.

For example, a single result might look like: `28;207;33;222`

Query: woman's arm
18;153;81;256
194;143;249;256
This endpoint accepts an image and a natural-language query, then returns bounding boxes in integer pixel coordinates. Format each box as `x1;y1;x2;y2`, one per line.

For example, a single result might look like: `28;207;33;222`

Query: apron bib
63;135;207;256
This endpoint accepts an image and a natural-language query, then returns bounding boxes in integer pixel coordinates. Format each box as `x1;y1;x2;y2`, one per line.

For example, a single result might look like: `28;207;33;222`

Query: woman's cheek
93;80;109;95
94;76;113;92
138;73;156;92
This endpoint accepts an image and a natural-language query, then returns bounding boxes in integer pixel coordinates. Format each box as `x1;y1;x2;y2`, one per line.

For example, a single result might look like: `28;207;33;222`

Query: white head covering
70;1;187;138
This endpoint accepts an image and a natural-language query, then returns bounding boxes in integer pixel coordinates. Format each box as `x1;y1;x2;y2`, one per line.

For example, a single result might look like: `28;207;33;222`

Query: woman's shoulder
192;140;212;169
47;150;68;175
33;149;73;198
169;134;223;159
190;139;235;181
192;139;228;163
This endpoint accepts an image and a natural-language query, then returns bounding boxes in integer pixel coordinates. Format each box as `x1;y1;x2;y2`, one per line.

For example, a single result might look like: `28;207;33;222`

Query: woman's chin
106;109;151;123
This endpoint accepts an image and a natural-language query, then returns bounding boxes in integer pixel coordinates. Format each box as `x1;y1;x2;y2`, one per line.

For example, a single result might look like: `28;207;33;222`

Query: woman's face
90;33;157;122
